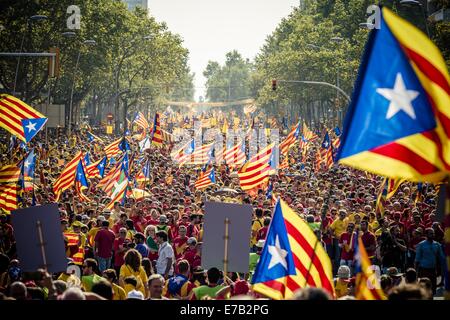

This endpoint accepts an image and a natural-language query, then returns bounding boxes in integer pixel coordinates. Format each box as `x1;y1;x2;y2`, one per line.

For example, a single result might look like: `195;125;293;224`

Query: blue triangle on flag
22;118;48;143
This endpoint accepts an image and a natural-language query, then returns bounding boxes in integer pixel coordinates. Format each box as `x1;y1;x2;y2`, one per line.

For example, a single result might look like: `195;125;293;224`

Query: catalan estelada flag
337;7;450;183
0;94;47;143
280;122;300;156
252;199;334;299
53;151;83;201
354;236;386;300
194;167;215;190
74;160;90;202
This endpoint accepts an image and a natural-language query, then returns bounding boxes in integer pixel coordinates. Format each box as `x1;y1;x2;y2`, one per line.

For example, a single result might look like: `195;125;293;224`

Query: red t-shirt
146;218;159;226
131;215;146;233
112;221;125;235
173;236;188;259
339;232;355;261
94;228;116;258
361;231;376;258
256;227;268;241
113;237;126;267
182;248;201;269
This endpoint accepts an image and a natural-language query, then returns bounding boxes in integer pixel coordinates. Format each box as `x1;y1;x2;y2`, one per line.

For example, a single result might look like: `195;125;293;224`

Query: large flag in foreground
252;199;334;299
337;8;450;183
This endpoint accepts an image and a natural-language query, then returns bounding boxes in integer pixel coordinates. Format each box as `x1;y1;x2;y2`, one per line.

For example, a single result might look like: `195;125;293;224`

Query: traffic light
272;79;277;91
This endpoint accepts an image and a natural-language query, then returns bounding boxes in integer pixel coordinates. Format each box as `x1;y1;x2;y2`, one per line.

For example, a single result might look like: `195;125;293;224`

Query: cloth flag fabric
0;94;48;143
53;151;83;201
280;122;300;156
238;143;274;193
194;168;216;190
354;237;387;300
337;7;450;183
252;199;334;299
151;113;163;147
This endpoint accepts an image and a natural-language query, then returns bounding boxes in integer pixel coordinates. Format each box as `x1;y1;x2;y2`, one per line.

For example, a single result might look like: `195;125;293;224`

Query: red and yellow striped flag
280;122;300;156
0;94;47;142
151;113;163;147
53;151;82;201
0;184;19;213
104;137;122;159
238;143;273;192
0;165;20;184
252;199;334;299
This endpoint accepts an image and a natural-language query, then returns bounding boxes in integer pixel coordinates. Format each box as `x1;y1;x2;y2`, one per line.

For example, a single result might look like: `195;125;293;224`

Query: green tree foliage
203;50;253;102
0;0;194;125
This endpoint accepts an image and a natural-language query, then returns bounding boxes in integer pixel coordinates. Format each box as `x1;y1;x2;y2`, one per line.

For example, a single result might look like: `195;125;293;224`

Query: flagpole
303;182;334;287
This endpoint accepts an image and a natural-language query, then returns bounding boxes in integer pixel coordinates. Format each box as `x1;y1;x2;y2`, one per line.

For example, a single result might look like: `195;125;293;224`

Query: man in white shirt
155;230;174;279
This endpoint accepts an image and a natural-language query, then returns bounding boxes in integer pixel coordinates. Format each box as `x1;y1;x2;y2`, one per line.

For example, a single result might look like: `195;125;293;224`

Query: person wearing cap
181;237;201;270
157;215;172;242
126;288;144;300
334;265;352;298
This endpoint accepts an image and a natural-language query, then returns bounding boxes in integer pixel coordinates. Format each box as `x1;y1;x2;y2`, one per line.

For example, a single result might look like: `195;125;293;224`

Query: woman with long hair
119;249;149;298
144;225;159;263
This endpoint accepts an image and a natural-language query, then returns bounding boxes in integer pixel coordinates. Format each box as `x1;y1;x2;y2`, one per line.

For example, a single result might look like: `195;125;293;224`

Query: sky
148;0;299;101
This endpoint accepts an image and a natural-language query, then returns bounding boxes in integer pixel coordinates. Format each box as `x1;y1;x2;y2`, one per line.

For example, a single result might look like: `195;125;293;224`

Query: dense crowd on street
0;112;446;300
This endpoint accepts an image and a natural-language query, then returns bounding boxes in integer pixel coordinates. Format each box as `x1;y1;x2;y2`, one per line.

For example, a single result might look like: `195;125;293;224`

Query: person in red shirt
389;212;406;239
360;220;377;261
407;215;426;240
94;221;116;272
178;214;190;228
182;237;201;270
130;208;146;233
113;227;130;275
173;226;189;260
339;223;357;270
256;218;271;241
112;213;128;235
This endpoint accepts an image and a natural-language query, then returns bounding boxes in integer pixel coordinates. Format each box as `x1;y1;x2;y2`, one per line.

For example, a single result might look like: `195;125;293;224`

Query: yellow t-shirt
251;218;265;246
330;219;348;238
112;283;127;300
87;227;100;247
119;264;148;296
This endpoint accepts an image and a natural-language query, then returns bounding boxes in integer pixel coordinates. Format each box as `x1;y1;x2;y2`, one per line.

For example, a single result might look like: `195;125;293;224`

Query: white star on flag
376;72;419;120
25;121;37;132
267;235;288;270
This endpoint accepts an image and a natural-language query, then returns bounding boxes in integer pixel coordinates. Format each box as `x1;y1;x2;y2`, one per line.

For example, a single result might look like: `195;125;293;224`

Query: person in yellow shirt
87;216;105;247
103;269;126;300
250;208;265;250
119;249;149;298
330;209;348;273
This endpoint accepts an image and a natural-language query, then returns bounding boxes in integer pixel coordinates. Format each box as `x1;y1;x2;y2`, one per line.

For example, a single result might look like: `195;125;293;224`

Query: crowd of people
0;112;447;300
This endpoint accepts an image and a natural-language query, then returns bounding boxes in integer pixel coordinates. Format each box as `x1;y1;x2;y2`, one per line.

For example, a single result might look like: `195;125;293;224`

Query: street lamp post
68;39;96;137
13;15;48;97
